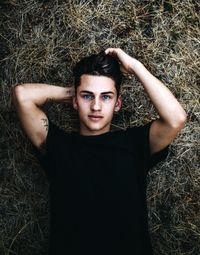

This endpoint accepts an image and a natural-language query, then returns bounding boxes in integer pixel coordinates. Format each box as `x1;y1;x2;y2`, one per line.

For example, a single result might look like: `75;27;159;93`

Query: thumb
120;64;128;74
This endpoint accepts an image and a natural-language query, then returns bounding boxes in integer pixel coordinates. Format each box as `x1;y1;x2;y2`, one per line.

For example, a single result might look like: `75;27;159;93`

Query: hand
66;86;75;97
105;48;139;74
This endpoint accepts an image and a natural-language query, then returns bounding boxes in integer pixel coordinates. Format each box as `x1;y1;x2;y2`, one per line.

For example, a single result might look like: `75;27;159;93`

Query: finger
120;65;126;74
120;64;130;74
105;49;121;64
105;48;117;55
105;48;112;54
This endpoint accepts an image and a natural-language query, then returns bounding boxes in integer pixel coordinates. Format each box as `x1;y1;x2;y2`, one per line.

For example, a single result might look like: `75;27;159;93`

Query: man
12;48;186;254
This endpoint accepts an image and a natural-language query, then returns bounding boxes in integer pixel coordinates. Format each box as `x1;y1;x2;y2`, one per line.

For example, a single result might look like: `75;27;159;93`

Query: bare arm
12;83;74;150
105;48;187;155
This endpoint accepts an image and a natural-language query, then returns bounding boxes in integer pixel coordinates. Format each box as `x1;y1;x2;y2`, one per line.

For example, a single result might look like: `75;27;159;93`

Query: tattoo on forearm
41;118;49;131
66;88;73;94
45;97;54;104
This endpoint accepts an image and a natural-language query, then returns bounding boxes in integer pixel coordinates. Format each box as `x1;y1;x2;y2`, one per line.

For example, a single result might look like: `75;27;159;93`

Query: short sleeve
127;121;169;174
34;119;67;181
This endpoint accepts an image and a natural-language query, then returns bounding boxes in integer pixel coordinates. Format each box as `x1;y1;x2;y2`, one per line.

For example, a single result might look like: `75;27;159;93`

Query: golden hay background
0;0;199;254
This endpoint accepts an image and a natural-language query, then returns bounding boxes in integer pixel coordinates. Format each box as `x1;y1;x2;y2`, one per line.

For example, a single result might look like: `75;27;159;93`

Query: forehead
78;74;116;94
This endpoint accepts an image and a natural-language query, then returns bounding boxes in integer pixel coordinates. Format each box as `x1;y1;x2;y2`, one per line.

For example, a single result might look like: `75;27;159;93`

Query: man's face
73;74;122;136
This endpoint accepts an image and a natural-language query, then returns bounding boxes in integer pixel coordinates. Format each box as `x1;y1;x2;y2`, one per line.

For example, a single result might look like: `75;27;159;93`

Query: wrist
129;59;143;74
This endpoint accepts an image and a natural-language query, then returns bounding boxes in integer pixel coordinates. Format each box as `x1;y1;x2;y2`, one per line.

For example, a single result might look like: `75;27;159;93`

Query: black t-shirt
36;120;169;255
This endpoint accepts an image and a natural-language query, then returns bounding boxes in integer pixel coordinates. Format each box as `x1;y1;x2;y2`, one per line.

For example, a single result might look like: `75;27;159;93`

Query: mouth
88;115;103;121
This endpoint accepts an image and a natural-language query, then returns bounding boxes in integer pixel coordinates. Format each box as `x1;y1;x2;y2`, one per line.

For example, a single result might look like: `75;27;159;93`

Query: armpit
39;140;47;155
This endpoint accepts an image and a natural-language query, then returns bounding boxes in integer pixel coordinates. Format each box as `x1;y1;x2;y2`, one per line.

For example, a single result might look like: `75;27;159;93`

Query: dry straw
0;0;199;254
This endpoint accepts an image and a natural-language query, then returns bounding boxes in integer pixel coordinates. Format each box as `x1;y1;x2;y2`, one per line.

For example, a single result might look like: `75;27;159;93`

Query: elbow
11;85;20;107
178;110;187;128
12;84;28;106
171;110;187;130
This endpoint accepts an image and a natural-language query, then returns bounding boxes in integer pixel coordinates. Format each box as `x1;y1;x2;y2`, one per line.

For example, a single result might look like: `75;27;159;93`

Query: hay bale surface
0;0;199;254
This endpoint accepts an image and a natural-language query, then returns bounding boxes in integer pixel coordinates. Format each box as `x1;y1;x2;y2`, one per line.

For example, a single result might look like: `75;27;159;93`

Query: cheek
77;100;90;113
104;104;116;115
79;100;88;108
107;101;117;109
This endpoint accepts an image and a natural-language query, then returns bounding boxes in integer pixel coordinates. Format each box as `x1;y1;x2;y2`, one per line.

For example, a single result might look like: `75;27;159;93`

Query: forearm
13;83;73;107
129;60;187;127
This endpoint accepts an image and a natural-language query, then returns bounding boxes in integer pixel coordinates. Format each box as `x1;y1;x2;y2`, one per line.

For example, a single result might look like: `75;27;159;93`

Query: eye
82;94;93;100
102;95;111;100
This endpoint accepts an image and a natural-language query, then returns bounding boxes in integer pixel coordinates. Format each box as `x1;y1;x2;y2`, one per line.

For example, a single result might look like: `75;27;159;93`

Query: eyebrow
80;90;114;95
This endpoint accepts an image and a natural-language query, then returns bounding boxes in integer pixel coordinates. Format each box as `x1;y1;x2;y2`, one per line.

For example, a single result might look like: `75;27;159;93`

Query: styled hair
73;51;123;97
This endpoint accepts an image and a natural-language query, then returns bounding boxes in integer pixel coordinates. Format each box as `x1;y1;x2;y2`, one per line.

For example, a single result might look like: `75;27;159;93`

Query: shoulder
127;121;169;168
47;119;72;141
126;122;152;139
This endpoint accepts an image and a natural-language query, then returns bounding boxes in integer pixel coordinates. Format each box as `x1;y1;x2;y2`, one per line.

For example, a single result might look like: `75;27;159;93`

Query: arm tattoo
44;97;55;105
41;118;49;131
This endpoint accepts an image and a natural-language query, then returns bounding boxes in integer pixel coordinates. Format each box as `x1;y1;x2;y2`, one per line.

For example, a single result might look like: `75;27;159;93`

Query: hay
0;0;199;254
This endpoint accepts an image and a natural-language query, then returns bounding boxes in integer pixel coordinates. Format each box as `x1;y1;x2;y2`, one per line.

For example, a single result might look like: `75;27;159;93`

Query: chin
88;125;106;132
84;122;110;134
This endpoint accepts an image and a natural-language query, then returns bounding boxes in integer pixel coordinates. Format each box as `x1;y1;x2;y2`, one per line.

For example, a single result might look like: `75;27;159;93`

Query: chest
53;142;145;205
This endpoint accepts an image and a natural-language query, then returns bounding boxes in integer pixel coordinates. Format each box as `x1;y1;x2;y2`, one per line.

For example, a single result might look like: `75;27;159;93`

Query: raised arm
12;83;74;150
105;48;187;155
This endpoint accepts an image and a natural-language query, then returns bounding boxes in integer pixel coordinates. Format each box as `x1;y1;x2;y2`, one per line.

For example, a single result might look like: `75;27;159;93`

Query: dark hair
73;51;123;97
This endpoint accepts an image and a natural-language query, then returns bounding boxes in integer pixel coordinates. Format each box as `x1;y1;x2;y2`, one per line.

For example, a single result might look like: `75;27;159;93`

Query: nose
91;98;101;111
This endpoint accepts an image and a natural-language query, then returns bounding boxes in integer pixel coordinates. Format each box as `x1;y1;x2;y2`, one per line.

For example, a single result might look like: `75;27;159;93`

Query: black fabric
36;119;169;255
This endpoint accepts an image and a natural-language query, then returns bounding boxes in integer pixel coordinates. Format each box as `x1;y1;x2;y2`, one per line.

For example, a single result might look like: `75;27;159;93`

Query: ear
72;95;78;110
114;95;122;112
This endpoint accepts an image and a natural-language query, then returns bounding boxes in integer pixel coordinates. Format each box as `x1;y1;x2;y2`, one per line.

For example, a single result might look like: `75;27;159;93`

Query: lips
88;115;103;121
88;115;103;118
